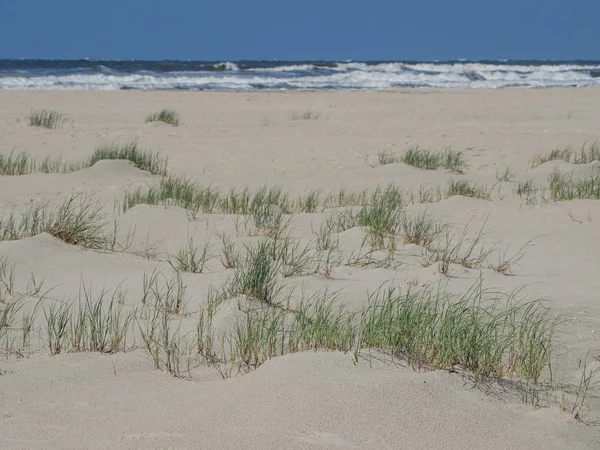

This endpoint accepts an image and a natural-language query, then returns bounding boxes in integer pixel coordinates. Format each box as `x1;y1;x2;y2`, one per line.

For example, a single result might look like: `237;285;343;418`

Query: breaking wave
1;59;599;91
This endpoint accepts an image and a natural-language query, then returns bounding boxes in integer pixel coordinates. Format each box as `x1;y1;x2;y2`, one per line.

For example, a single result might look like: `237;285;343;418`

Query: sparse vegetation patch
445;180;491;200
548;169;600;201
89;141;167;175
292;110;319;120
401;146;466;173
145;109;180;126
28;109;63;129
530;142;600;168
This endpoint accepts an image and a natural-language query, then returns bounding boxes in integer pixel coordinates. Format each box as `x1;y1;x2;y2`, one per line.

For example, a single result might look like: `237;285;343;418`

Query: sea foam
0;60;599;90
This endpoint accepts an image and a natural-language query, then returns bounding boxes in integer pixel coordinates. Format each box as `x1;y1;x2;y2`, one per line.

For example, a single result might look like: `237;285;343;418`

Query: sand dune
0;89;599;448
1;351;597;449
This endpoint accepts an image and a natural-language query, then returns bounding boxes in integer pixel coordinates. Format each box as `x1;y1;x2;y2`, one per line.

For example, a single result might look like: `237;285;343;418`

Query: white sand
0;89;599;449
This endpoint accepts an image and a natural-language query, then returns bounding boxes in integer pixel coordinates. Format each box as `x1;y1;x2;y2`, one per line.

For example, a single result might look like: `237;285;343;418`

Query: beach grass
573;142;600;164
0;152;36;175
0;194;109;249
167;237;212;274
142;269;188;315
314;219;338;251
216;232;240;269
488;239;534;276
0;141;166;176
378;150;401;165
68;283;133;353
204;281;557;383
420;220;493;275
514;180;539;206
0;255;16;300
409;184;443;204
445;179;491;200
357;185;404;249
496;166;514;182
122;177;298;215
530;142;600;168
145;109;180;126
138;280;190;377
0;152;80;176
515;180;537;198
224;240;285;307
358;284;555;381
548;169;600;201
530;148;573;168
401;146;466;173
44;301;72;355
28;109;63;129
400;211;446;247
297;189;322;213
89;141;168;175
277;237;315;278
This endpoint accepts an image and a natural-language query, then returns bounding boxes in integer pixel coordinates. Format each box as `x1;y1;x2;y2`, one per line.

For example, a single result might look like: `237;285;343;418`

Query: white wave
249;64;320;72
406;62;600;74
212;62;240;71
1;63;599;91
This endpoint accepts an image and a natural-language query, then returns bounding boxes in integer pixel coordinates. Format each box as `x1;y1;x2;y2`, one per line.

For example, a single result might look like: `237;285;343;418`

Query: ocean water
1;59;600;91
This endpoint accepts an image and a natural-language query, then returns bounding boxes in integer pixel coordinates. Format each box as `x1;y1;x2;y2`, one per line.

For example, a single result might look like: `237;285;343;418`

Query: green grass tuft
530;143;600;168
446;180;491;200
548;169;600;201
0;152;36;175
167;237;212;274
573;142;600;164
224;240;285;306
400;211;446;247
207;281;557;383
145;109;180;126
0;144;165;176
0;152;82;176
530;148;572;168
514;180;539;205
0;194;109;249
359;283;556;381
89;141;168;175
496;166;514;182
28;109;63;129
378;150;401;165
401;146;466;173
357;185;404;249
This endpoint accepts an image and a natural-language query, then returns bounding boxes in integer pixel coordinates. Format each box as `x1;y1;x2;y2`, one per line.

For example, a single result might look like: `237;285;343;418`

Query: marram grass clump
0;152;36;175
530;142;600;168
199;281;557;383
378;150;401;165
145;109;180;126
0;194;109;249
401;146;466;173
28;109;63;129
445;179;491;200
548;169;600;201
0;142;165;177
89;141;168;175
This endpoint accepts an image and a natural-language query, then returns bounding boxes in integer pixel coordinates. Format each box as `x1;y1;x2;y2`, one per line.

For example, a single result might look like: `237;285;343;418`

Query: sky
0;0;597;61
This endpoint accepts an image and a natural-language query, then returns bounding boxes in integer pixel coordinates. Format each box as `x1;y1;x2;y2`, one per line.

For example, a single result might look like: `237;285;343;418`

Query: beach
0;87;599;449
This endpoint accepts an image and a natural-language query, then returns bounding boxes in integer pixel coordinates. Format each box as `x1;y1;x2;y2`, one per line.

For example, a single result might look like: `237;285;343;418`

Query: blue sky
1;0;597;60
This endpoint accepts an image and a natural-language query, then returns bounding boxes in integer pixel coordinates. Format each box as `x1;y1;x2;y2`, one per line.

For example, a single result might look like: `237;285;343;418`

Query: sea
1;59;600;91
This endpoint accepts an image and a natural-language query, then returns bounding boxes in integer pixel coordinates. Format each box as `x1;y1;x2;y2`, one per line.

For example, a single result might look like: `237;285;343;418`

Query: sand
0;88;599;449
